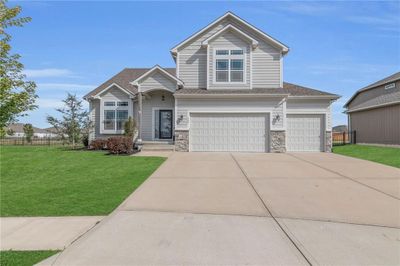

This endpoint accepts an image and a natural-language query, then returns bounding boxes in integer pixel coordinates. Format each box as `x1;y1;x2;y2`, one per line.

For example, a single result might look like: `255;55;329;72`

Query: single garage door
190;113;268;152
286;114;324;152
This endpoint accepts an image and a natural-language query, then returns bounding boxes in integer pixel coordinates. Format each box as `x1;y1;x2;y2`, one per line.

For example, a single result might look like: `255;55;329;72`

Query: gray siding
208;31;251;89
100;86;130;101
139;71;177;92
348;80;400;110
90;86;134;140
177;17;282;89
142;91;175;141
350;104;400;145
178;51;207;88
175;97;285;131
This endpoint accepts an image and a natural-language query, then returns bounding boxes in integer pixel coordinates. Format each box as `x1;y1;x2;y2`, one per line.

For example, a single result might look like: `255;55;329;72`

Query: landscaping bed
333;144;400;168
0;146;165;216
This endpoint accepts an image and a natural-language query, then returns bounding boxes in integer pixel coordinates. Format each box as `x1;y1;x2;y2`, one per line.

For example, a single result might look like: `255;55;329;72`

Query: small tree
23;123;33;143
47;93;89;148
124;116;136;138
0;1;37;134
6;128;14;136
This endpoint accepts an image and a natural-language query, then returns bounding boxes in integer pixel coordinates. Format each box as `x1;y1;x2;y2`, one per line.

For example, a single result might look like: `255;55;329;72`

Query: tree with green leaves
0;1;37;136
6;128;14;136
124;116;136;138
47;93;91;147
23;123;33;143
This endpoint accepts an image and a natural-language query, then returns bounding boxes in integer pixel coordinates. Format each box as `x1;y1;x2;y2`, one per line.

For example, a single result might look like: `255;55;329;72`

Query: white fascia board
170;11;289;55
201;24;259;49
130;65;183;88
288;95;341;100
174;93;289;99
346;101;400;113
90;83;135;99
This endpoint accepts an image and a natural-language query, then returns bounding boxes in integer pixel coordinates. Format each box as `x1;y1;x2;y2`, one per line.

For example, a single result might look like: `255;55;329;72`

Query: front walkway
0;216;104;250
40;152;400;265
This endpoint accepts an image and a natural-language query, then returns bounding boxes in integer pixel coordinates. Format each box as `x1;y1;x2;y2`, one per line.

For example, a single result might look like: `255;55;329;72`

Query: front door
159;110;173;139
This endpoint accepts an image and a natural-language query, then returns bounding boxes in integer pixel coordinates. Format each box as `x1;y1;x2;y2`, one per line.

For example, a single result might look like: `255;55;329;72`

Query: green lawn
0;146;166;216
333;145;400;168
0;250;59;266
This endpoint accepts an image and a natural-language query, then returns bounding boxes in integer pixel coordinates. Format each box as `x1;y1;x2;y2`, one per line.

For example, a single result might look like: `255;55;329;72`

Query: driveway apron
42;152;400;266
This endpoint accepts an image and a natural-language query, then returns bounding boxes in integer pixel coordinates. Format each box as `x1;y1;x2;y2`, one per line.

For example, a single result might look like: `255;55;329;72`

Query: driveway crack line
230;153;315;266
288;154;400;201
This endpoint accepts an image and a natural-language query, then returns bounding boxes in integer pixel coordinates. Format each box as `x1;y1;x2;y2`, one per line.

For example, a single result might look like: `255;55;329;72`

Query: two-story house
84;12;340;152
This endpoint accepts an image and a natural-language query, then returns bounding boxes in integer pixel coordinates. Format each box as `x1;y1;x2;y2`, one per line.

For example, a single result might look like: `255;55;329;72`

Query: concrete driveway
42;152;400;265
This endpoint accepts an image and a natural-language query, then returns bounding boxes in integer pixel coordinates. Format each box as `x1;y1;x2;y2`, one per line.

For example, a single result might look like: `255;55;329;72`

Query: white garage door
287;114;324;152
190;113;268;152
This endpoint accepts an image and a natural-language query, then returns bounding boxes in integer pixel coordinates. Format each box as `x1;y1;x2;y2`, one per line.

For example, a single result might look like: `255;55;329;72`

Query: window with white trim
103;101;129;132
215;49;244;83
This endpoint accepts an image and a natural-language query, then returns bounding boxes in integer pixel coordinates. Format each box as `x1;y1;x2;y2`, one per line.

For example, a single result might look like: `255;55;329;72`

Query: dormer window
215;49;245;83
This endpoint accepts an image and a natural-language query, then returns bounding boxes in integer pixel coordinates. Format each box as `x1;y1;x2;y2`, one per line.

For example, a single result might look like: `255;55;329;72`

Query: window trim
100;99;132;134
213;47;246;85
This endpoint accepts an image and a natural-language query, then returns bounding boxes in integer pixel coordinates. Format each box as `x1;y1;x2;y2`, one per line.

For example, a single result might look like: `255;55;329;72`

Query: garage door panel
190;113;268;152
287;114;324;152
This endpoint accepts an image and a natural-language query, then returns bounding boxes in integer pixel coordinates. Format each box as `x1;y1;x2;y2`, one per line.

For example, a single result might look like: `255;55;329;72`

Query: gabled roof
344;71;400;108
85;68;338;100
170;11;289;56
7;123;48;134
84;68;176;99
130;65;184;88
202;24;259;49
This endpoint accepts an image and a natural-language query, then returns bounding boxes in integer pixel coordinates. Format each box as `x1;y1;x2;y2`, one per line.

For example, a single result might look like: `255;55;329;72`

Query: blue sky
10;1;400;128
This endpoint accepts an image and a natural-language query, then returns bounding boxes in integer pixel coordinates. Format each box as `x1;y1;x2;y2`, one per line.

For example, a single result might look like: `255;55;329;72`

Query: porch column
138;92;143;140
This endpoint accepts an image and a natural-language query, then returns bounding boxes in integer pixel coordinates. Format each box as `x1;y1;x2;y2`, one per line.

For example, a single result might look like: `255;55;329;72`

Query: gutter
173;93;290;99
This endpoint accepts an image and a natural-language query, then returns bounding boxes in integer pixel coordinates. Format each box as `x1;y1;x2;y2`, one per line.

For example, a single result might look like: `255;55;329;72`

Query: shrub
124;116;136;138
106;137;133;155
89;139;107;150
82;135;89;147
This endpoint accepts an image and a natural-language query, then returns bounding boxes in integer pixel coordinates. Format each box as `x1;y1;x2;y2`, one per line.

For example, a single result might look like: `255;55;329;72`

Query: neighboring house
44;127;61;138
84;12;339;152
332;125;348;133
344;72;400;145
5;123;56;138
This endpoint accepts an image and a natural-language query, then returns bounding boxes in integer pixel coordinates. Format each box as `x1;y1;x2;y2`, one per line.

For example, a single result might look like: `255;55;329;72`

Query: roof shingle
84;68;338;98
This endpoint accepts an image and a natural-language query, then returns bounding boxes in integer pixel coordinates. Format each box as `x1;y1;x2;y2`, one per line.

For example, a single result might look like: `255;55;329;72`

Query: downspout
138;92;143;142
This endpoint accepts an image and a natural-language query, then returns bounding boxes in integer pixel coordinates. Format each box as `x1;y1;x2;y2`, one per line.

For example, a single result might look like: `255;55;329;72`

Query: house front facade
84;12;339;152
344;72;400;145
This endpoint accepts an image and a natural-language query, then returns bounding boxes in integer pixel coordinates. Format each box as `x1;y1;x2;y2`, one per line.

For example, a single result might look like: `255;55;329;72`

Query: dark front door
159;110;173;139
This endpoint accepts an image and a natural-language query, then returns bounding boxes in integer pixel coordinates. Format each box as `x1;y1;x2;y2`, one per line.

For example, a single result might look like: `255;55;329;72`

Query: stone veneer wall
270;130;286;153
325;131;332;152
175;130;189;152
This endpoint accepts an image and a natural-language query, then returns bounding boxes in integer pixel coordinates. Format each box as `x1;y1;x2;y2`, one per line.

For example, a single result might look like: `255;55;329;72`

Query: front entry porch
138;90;175;142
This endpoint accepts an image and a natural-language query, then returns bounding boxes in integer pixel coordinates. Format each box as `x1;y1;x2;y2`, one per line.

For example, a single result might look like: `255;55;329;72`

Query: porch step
142;141;173;145
141;143;175;151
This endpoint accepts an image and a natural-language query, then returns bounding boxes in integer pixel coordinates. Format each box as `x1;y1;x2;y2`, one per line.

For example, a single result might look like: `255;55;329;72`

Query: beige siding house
84;12;339;152
344;72;400;145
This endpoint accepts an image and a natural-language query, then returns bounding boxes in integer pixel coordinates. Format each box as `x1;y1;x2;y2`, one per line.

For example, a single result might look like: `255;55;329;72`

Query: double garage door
190;113;268;152
189;113;324;152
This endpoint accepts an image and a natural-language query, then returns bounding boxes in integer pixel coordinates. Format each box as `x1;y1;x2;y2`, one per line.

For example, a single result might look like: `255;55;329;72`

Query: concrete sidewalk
39;152;400;265
0;216;104;250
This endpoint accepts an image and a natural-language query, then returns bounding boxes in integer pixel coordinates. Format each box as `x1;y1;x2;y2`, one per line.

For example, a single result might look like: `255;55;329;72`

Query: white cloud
24;68;75;78
37;83;95;91
276;2;338;16
36;98;64;109
345;14;399;26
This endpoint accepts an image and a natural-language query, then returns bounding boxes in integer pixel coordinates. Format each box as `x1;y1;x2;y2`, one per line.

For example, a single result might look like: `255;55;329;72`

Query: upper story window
215;49;244;83
103;101;130;132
